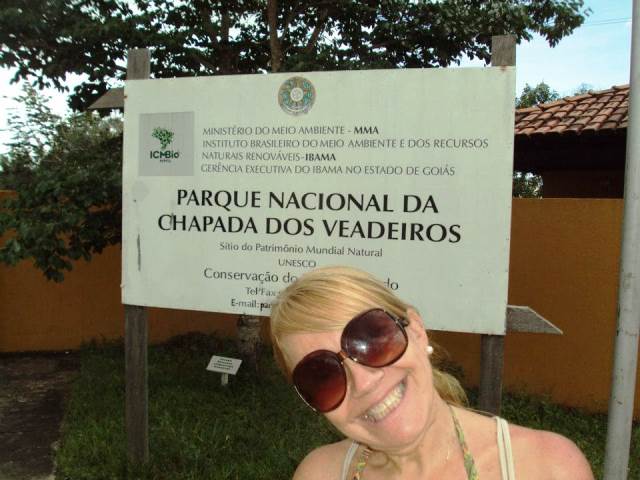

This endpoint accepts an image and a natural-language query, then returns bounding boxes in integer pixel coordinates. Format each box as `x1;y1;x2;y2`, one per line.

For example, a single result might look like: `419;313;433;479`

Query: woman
270;266;594;480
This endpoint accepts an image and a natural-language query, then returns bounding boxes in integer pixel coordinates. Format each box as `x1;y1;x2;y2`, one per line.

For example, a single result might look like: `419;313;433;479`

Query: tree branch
189;50;217;72
219;6;234;74
221;8;231;43
267;0;282;72
304;8;328;54
196;3;220;48
283;1;305;36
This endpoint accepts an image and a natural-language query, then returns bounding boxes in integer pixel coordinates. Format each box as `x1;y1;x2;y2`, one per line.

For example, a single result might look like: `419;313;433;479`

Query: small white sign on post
206;355;242;386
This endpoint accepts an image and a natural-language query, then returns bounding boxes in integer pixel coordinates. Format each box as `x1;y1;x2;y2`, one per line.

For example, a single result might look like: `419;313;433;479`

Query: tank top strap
341;441;359;480
450;405;480;480
496;417;516;480
340;441;371;480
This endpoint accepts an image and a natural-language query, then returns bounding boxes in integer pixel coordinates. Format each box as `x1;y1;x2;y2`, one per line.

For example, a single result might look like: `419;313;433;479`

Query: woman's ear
406;308;428;344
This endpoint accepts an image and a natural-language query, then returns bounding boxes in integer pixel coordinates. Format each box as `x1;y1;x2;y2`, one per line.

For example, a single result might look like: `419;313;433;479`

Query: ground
0;353;78;480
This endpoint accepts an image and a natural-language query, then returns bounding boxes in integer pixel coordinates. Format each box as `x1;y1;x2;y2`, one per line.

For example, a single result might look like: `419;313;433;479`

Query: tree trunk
236;314;262;372
267;0;282;72
234;1;281;373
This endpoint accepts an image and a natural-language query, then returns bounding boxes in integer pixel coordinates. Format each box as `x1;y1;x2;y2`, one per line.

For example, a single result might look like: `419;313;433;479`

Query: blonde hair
270;266;467;406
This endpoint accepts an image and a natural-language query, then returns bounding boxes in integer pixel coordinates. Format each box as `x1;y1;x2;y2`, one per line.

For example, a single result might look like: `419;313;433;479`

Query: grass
56;333;639;479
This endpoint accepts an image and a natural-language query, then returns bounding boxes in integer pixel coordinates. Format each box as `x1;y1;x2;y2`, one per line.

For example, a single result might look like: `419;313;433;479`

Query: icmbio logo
139;112;194;176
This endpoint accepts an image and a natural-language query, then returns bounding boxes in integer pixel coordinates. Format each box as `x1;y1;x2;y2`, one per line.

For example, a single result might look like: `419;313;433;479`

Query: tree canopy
0;1;588;280
0;86;122;281
516;81;560;108
1;0;587;110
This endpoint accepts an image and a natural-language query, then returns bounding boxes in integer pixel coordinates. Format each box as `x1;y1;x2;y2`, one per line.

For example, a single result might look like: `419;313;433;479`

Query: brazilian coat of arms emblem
278;76;315;115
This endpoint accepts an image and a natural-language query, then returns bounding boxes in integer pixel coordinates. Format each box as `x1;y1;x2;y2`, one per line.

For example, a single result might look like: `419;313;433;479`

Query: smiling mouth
361;380;406;423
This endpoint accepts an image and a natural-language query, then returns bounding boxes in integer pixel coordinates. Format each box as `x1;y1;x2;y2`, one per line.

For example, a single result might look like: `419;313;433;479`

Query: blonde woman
270;266;593;480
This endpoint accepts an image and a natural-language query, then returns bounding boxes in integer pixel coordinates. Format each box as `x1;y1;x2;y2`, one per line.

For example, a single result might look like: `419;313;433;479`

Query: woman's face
280;309;437;453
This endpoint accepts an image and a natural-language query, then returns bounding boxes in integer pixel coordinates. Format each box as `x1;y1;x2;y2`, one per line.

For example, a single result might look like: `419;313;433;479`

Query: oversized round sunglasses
292;308;409;413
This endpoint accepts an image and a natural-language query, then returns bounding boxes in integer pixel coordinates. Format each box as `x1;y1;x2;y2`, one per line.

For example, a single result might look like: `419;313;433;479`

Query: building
514;85;629;198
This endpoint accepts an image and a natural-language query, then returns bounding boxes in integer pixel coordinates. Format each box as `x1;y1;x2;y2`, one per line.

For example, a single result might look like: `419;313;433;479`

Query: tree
0;85;122;281
516;81;560;108
0;0;587;110
513;171;543;198
0;1;588;280
572;82;593;95
514;81;562;197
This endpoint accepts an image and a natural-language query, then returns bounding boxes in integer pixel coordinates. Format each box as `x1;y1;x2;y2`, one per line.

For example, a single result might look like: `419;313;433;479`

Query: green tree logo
152;127;174;149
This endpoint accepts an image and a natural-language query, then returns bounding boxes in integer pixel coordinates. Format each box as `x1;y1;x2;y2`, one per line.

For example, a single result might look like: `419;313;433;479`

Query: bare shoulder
292;439;354;480
508;424;595;480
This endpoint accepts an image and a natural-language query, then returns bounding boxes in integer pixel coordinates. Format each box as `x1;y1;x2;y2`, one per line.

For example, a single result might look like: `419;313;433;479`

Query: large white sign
122;68;515;334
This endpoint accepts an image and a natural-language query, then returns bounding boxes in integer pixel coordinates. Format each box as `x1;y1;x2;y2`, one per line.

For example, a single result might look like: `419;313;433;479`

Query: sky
0;0;633;153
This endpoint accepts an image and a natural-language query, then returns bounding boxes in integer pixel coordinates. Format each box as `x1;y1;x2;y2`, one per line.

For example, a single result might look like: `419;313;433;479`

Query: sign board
206;356;242;375
122;67;515;334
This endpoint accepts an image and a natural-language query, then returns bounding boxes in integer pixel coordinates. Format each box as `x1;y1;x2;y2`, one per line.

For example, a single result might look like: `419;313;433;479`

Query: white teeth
362;381;406;423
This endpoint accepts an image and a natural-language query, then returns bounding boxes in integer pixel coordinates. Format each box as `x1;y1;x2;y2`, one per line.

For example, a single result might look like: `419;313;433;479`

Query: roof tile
540;99;566;109
515;84;629;136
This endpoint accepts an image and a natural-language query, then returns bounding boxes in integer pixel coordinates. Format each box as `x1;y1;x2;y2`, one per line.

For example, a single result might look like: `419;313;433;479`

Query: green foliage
0;0;587;109
573;82;594;95
517;82;560;108
513;171;543;198
516;81;597;109
56;334;341;479
514;82;555;198
0;85;122;281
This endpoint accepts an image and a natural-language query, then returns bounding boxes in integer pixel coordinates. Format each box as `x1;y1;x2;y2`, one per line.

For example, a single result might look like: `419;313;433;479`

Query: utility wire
582;17;632;27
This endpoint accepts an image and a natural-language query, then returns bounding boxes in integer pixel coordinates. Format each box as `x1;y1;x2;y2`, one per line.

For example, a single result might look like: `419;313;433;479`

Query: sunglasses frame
292;308;410;413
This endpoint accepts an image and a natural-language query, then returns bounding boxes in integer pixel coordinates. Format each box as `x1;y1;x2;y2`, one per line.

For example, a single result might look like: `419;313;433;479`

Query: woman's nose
345;360;384;397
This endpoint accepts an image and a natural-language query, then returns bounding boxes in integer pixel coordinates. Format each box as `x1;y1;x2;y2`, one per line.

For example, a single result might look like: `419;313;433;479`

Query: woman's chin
353;376;430;451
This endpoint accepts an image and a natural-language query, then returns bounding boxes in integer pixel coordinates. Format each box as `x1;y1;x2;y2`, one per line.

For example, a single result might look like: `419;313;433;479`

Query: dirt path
0;353;78;480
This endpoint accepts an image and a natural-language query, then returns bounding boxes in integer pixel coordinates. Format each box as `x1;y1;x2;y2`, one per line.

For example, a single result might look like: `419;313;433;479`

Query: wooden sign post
478;36;563;415
476;35;516;415
123;49;151;465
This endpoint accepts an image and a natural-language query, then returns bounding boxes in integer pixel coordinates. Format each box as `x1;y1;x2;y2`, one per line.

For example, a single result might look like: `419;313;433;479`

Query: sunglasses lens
341;309;408;367
292;350;346;413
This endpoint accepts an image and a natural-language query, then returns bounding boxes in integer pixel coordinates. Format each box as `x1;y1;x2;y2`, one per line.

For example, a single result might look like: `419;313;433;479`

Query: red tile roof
515;85;629;136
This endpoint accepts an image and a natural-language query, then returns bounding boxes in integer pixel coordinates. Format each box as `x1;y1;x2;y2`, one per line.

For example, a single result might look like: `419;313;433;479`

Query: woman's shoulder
292;439;356;480
507;422;594;479
457;407;594;479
